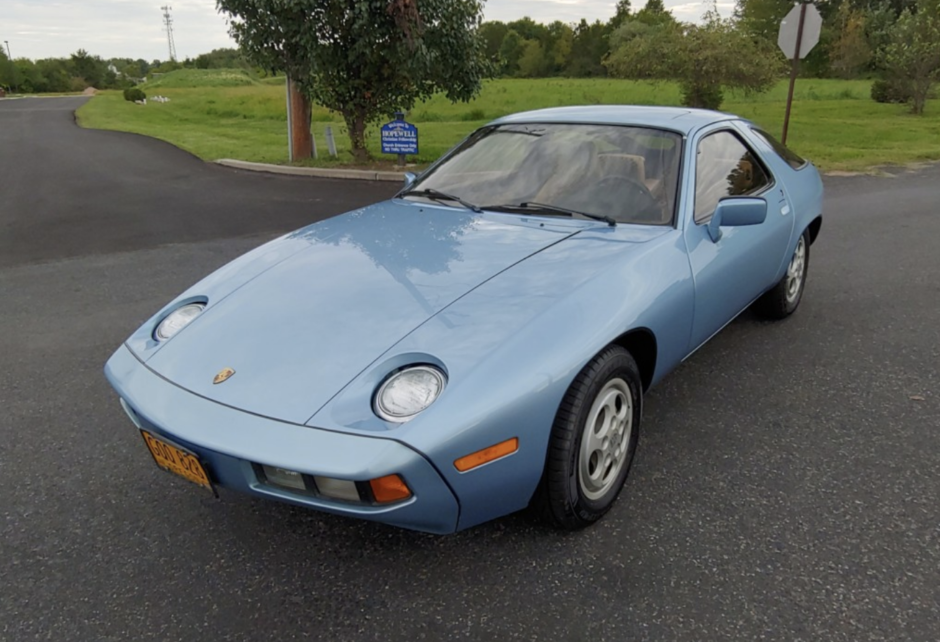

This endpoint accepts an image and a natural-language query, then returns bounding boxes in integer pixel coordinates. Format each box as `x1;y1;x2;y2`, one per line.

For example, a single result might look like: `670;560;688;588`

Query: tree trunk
909;77;931;115
288;77;314;159
343;109;370;163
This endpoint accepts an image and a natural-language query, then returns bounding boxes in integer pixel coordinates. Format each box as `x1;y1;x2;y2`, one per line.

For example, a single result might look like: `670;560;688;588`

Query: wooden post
286;76;313;161
781;1;808;146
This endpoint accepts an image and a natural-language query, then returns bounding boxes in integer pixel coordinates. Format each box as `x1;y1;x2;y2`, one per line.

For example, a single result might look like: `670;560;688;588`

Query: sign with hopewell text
778;3;822;60
381;118;419;156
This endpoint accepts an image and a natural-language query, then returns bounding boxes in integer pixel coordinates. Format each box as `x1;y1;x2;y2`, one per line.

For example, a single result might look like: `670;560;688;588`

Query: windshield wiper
489;201;616;227
399;188;482;213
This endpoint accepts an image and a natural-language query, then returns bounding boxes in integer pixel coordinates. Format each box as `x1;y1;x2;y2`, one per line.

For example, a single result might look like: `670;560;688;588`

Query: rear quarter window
750;128;807;170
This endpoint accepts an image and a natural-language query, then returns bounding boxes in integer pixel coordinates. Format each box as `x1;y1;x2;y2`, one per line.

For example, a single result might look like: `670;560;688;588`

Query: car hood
144;200;580;424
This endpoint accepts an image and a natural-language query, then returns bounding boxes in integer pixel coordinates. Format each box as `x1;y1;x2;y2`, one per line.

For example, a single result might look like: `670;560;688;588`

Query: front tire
534;345;642;530
756;228;810;320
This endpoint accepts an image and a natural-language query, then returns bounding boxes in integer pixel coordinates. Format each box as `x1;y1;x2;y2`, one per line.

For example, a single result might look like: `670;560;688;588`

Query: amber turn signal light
454;437;519;472
369;474;412;503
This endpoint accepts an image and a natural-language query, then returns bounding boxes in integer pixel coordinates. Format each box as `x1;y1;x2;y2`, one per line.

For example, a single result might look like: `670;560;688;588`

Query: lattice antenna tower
161;5;177;61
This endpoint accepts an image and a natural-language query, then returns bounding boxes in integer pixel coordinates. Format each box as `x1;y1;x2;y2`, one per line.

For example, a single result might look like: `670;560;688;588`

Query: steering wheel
587;176;663;224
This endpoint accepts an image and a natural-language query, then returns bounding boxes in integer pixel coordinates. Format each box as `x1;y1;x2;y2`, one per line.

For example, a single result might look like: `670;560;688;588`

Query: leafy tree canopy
217;0;493;161
634;0;677;26
880;0;940;113
611;0;633;29
606;4;784;109
0;48;20;90
194;48;249;70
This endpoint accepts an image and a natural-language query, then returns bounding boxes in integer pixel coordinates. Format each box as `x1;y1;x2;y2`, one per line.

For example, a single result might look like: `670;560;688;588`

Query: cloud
5;0;234;61
4;0;732;61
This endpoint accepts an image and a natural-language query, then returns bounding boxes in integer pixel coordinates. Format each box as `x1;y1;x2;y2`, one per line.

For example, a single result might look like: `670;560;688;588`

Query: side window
694;131;772;223
751;128;807;170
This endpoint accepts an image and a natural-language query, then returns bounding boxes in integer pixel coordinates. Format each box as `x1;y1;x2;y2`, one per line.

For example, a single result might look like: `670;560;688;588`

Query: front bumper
104;345;460;534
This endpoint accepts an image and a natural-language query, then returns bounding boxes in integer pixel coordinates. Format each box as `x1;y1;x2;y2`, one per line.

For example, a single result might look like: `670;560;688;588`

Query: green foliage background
77;72;940;172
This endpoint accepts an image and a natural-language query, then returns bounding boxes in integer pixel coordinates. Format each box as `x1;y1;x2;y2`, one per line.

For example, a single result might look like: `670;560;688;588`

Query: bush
123;87;146;102
680;82;724;110
871;79;910;104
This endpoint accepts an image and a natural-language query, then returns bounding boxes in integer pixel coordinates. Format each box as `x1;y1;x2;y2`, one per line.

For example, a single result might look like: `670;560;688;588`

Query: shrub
680;83;724;110
870;79;910;104
123;87;146;102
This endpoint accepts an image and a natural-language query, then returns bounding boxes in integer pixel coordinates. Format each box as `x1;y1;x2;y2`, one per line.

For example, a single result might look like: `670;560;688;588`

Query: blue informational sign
381;116;419;156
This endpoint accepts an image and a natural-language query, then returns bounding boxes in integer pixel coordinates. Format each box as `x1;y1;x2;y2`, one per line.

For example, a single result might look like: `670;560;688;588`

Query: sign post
284;75;315;161
777;1;822;144
381;111;419;166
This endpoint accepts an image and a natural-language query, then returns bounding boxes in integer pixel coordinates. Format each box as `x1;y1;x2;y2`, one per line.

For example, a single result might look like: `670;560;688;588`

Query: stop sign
778;3;822;60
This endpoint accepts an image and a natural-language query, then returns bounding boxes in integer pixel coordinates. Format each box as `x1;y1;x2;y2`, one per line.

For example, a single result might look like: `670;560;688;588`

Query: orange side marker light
454;438;519;472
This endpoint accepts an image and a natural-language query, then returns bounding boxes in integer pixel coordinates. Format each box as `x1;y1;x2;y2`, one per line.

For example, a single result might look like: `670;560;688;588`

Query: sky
3;0;734;62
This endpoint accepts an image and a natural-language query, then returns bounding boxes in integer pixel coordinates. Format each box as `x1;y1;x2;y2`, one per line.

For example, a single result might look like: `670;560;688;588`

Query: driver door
684;127;794;351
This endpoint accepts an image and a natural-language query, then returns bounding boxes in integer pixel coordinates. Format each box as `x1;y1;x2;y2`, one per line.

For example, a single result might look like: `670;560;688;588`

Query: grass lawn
75;69;940;172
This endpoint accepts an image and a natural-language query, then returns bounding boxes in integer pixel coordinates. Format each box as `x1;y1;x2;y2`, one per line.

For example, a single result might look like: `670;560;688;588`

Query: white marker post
777;1;822;144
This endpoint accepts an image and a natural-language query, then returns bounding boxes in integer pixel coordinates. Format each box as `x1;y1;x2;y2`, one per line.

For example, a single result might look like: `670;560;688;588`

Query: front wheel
756;228;811;320
534;345;642;530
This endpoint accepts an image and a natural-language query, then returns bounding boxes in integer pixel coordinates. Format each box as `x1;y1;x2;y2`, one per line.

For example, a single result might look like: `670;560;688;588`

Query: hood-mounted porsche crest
213;367;236;385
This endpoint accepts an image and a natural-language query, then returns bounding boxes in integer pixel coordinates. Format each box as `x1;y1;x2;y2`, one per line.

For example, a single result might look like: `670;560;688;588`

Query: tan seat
529;141;597;203
595;153;647;185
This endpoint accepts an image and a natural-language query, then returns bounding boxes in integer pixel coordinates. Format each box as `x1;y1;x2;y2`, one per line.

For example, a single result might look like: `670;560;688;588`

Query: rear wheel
756;228;810;319
534;345;642;530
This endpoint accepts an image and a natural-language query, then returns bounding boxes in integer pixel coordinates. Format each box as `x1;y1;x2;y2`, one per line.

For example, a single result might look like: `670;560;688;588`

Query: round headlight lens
375;365;446;423
154;303;205;341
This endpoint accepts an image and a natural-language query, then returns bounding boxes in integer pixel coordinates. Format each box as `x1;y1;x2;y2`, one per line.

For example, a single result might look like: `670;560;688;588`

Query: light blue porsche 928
105;106;823;534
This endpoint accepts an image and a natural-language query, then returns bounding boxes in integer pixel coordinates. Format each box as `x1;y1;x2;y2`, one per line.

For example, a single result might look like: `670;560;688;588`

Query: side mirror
403;172;417;189
707;197;768;242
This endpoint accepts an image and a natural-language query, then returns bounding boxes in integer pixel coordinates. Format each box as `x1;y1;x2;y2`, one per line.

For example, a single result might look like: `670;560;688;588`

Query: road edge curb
215;159;406;182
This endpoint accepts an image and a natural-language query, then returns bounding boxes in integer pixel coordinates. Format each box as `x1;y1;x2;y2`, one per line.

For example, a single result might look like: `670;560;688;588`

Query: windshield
405;123;683;225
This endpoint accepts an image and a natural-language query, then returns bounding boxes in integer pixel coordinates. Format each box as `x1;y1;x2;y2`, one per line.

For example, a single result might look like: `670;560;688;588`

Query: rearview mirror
707;197;768;242
403;172;417;189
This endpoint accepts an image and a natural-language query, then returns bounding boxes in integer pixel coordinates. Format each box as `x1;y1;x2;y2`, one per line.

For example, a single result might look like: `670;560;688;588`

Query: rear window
751;128;807;170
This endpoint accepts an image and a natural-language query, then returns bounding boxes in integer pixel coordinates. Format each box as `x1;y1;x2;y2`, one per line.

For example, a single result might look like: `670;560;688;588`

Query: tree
499;29;527;76
881;0;940;114
611;0;633;29
151;59;183;74
120;61;144;80
0;49;20;91
217;0;492;162
194;48;249;69
830;0;871;78
34;58;71;92
506;17;547;42
734;0;793;41
566;19;611;77
480;21;510;62
634;0;677;26
70;49;106;88
518;40;548;77
546;21;575;72
606;4;784;109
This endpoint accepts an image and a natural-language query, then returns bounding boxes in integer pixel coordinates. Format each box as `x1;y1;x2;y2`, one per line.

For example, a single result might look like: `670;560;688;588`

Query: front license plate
140;430;214;493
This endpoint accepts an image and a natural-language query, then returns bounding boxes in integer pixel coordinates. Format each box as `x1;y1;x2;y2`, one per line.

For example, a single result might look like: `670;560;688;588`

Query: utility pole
161;6;177;62
4;41;15;93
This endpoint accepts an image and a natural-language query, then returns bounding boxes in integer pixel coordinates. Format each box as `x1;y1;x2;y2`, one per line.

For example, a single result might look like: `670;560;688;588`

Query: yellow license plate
141;430;214;492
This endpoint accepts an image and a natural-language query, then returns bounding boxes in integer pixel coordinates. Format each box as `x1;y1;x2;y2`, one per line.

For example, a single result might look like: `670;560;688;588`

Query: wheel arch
611;328;658;392
807;215;822;245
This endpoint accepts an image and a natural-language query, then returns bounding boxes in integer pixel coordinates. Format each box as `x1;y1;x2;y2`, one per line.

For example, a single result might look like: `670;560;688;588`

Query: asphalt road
1;97;938;642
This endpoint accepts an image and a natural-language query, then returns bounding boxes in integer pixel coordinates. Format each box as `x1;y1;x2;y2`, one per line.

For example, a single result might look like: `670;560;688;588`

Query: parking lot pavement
1;97;938;641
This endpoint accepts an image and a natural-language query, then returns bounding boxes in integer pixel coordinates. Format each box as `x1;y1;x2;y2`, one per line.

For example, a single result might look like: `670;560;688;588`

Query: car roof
487;105;740;135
